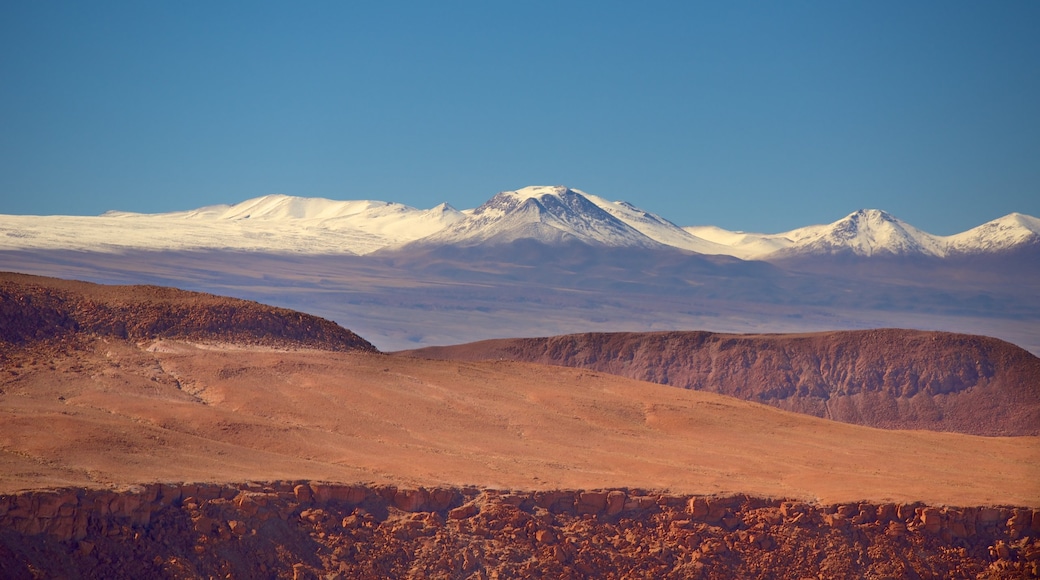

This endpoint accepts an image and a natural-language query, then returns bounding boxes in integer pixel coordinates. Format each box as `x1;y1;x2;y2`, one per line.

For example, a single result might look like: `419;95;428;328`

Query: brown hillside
399;329;1040;436
0;272;376;354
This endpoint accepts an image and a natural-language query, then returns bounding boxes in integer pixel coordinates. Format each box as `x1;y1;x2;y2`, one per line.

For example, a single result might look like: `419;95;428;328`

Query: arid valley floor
2;273;1039;578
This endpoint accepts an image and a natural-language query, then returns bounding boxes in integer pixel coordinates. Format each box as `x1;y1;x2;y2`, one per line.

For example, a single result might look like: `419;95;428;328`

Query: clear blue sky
2;1;1037;234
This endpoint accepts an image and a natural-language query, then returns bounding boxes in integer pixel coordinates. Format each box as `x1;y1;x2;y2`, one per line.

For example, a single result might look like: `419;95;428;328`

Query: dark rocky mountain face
399;328;1040;436
0;272;377;354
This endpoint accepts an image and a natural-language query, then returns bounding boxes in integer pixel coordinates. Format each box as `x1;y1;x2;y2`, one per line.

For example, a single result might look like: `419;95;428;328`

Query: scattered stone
449;503;479;520
0;482;1034;579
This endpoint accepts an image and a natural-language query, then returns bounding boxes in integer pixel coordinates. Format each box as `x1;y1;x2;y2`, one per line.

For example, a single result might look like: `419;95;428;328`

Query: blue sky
2;2;1037;234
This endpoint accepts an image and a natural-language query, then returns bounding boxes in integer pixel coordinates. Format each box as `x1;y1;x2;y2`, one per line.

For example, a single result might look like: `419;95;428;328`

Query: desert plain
2;337;1038;507
2;272;1039;578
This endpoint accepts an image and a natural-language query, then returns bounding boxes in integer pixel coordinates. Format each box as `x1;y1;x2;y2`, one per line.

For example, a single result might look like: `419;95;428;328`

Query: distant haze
2;186;1037;356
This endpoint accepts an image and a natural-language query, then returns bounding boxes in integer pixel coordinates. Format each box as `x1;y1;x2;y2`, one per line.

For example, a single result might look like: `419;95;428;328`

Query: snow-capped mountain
3;194;465;255
415;186;665;248
687;210;1039;260
945;213;1040;255
581;193;733;255
772;209;948;258
108;193;468;241
0;186;1036;260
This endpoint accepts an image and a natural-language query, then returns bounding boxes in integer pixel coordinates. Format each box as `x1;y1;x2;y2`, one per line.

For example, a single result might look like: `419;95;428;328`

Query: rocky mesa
400;329;1040;436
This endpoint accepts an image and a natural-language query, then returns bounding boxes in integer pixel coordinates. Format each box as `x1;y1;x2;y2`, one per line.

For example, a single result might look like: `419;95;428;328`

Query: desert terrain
2;273;1039;578
401;329;1040;436
4;336;1037;505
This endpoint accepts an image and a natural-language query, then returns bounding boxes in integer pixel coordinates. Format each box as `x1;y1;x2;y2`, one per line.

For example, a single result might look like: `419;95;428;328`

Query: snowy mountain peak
946;212;1040;254
418;186;660;248
994;212;1040;233
778;208;946;257
500;185;574;201
430;202;458;213
847;208;896;222
829;209;902;242
688;210;1040;260
473;186;595;217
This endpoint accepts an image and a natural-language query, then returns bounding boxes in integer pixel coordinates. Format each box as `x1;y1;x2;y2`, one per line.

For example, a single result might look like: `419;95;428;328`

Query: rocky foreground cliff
2;481;1039;579
401;329;1040;436
0;272;376;355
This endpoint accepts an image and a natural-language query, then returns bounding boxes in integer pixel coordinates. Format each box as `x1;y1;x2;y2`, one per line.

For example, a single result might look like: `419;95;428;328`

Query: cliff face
401;329;1040;436
2;482;1038;579
0;272;376;353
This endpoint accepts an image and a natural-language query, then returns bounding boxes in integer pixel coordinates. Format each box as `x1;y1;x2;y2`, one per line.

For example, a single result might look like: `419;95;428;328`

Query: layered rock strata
2;482;1038;579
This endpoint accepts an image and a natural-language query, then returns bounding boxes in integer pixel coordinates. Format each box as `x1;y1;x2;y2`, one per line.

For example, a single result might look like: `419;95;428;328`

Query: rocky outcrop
0;272;376;354
1;482;1038;579
401;329;1040;436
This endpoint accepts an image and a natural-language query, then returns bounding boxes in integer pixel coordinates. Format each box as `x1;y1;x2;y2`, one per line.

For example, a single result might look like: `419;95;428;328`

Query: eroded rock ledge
2;482;1038;579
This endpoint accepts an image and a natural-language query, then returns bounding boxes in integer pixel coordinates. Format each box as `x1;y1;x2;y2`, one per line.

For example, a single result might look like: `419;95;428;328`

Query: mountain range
2;185;1037;260
3;189;1037;577
1;186;1038;354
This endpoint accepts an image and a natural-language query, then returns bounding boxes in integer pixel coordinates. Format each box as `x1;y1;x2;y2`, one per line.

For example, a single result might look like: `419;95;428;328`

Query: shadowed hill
398;329;1040;436
0;272;377;353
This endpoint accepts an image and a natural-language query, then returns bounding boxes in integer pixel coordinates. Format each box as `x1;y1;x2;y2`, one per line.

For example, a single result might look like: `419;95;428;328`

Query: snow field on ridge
1;186;1036;258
